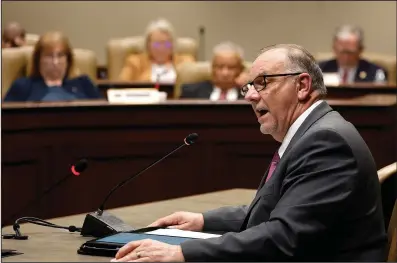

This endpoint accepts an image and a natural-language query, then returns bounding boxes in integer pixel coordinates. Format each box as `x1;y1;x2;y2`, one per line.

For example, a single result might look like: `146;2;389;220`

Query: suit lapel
199;81;214;99
139;54;152;82
62;79;81;97
239;163;273;231
31;78;48;101
354;60;367;82
282;101;333;158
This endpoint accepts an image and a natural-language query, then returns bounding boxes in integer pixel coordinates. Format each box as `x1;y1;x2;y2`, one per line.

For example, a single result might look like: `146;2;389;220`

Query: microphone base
80;211;135;238
2;234;29;240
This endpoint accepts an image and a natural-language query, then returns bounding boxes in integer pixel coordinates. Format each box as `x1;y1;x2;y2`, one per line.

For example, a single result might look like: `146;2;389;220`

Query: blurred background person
319;25;388;84
180;42;246;101
2;21;26;48
4;31;102;102
118;18;194;83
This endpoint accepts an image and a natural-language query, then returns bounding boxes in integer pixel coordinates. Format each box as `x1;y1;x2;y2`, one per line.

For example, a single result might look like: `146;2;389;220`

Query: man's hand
111;239;185;262
148;211;204;231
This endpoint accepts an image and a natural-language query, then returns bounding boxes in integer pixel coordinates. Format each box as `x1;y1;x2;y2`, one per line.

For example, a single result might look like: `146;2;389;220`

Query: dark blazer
4;75;102;102
318;58;388;83
181;101;387;261
180;80;244;99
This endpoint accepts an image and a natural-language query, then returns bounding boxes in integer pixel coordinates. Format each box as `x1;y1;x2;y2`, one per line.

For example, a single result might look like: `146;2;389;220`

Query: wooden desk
2;98;396;224
325;83;397;99
1;189;255;262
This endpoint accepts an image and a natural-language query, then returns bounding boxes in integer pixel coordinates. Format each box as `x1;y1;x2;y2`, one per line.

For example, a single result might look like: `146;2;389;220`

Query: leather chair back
387;200;397;262
106;36;198;80
25;33;40;46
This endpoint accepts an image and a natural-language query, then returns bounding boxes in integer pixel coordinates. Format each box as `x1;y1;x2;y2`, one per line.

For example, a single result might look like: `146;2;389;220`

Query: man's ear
358;44;364;54
296;73;312;101
332;40;337;52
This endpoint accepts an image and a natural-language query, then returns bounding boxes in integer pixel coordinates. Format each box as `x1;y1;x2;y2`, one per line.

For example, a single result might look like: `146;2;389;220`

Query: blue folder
78;232;194;257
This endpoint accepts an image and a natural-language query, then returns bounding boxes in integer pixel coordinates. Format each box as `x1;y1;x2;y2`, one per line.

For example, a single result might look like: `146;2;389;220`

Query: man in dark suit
319;25;388;83
180;42;246;101
112;44;387;262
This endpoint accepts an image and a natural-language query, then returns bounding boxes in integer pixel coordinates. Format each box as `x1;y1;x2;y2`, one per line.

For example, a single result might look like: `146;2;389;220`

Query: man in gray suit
112;44;387;262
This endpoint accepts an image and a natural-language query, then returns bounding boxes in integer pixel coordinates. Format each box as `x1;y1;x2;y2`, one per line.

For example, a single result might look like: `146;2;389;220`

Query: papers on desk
145;228;221;239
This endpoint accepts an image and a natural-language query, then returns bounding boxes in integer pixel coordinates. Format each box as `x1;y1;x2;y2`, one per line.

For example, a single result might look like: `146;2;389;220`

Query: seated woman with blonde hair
4;31;102;102
119;18;194;83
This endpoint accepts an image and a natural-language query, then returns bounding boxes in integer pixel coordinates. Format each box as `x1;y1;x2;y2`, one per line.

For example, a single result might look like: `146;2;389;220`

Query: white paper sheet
145;228;221;239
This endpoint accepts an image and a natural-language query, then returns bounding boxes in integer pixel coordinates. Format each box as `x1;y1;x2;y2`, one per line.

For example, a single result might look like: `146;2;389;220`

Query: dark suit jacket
318;59;388;82
180;80;244;99
181;101;387;261
4;75;102;102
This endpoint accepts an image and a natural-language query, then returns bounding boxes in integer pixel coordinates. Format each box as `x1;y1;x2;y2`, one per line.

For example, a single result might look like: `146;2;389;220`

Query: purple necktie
265;151;280;182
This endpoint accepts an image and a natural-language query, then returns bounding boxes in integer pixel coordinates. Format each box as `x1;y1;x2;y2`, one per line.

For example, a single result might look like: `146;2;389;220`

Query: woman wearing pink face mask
4;31;102;102
119;18;195;83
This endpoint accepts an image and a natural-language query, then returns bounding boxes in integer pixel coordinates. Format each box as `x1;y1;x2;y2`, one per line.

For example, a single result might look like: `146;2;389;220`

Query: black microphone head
184;133;199;145
71;159;88;176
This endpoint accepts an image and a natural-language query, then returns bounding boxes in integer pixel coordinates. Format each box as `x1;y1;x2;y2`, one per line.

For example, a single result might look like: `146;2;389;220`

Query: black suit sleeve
179;84;191;99
203;205;248;233
179;84;197;99
80;75;102;99
3;78;30;102
181;129;358;261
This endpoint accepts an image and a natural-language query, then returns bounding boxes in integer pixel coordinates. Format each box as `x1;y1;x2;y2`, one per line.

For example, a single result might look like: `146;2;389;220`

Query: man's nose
244;87;260;102
220;68;231;76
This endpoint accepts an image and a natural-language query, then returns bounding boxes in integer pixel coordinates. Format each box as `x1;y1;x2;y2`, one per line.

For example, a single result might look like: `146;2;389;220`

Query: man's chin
259;125;273;135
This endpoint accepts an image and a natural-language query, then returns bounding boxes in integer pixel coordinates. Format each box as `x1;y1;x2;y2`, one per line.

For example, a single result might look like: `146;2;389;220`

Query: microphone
2;159;88;240
198;26;206;61
154;68;169;90
80;133;199;238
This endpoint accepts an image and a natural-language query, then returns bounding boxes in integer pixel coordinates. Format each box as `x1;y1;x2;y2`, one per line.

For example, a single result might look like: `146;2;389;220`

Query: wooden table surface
2;188;256;262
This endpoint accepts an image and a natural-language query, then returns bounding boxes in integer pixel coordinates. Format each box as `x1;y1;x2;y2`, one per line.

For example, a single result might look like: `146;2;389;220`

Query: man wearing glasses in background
319;25;388;84
111;44;387;262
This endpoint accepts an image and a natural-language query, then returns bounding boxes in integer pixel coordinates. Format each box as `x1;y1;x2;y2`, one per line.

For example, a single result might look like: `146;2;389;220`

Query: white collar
210;86;239;101
278;100;324;158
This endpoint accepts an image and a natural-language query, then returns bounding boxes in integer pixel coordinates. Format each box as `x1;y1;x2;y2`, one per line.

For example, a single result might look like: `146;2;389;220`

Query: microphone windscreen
71;159;88;176
185;133;199;145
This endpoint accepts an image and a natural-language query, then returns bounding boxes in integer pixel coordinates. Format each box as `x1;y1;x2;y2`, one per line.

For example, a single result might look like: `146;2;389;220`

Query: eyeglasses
240;72;303;96
336;49;360;55
41;52;67;62
151;41;172;49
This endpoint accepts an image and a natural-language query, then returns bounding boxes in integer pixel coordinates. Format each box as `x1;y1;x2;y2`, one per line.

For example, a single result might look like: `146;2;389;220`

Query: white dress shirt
338;67;386;84
151;64;177;83
278;100;324;158
338;67;357;84
210;86;239;101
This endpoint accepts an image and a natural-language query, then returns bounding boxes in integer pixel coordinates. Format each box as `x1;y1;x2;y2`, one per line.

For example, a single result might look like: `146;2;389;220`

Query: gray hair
260;44;327;97
144;18;176;43
213;41;244;60
334;24;364;48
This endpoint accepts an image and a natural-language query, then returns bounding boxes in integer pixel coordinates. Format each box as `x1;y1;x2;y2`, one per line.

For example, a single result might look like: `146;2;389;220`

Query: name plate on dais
322;73;340;86
107;89;167;104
